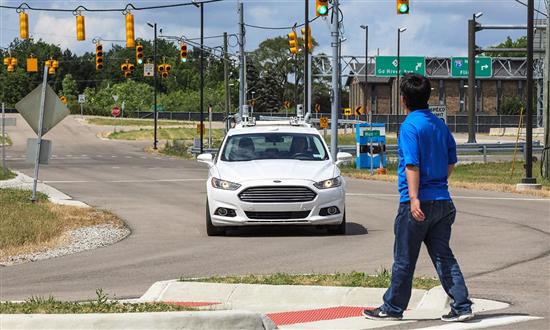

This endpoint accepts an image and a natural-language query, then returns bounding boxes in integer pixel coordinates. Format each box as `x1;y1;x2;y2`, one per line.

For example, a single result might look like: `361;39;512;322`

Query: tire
206;200;225;236
327;212;346;235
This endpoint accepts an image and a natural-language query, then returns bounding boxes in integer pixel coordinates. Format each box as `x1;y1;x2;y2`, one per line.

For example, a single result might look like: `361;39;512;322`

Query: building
345;57;543;116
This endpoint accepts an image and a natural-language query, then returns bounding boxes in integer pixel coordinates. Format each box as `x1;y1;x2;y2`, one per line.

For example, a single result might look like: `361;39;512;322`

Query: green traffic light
181;58;187;63
137;59;143;65
399;4;409;13
317;5;328;15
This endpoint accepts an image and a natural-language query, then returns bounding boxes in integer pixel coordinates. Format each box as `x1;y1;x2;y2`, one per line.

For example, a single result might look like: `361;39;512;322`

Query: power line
244;10;325;30
0;0;223;13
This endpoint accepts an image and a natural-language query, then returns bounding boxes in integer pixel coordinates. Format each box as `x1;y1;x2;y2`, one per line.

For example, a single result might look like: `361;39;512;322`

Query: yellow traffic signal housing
125;12;135;48
287;31;299;54
316;0;329;17
136;43;144;64
301;26;313;51
121;63;129;72
397;0;410;14
4;57;17;73
158;63;170;78
27;57;38;72
76;14;85;41
19;12;29;39
95;43;103;70
124;71;132;78
60;96;68;104
179;43;188;63
128;63;135;71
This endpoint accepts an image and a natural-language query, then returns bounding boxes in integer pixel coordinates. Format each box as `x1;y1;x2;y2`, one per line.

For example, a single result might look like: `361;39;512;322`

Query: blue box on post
355;123;386;170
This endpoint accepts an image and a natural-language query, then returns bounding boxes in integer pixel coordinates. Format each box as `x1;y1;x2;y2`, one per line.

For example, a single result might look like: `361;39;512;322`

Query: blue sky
0;0;543;59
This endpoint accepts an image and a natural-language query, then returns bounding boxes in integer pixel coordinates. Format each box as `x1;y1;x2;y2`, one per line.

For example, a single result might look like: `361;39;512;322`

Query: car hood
214;160;336;183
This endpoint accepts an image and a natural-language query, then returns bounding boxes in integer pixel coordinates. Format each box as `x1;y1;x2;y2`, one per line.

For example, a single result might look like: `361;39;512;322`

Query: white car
198;118;352;236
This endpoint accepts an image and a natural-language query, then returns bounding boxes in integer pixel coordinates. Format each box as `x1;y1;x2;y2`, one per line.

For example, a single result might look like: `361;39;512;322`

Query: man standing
363;74;474;322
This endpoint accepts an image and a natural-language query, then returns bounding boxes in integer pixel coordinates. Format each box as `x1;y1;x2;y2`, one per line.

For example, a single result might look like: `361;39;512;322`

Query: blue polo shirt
397;109;457;203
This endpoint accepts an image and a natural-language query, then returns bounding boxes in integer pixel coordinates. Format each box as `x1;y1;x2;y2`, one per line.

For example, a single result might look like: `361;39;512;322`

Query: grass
324;134;397;146
0;167;16;180
87;117;191;127
0;289;195;314
1;134;12;146
0;189;125;261
342;160;550;196
181;270;440;291
108;127;225;141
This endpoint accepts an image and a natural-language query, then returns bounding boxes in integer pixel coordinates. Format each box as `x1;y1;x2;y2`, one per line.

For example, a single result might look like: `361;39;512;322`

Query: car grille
245;211;311;220
239;186;317;203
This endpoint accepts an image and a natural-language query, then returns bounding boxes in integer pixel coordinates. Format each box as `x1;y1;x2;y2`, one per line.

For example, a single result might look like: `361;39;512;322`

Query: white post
32;65;49;202
208;105;212;149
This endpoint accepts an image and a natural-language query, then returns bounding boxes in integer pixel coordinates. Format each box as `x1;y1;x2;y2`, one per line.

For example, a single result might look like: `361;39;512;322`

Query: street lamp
396;27;407;115
360;25;369;122
147;22;158;150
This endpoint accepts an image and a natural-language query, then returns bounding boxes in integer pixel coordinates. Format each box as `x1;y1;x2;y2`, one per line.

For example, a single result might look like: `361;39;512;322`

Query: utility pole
304;0;310;116
153;23;158;150
238;1;246;116
360;25;369;122
523;0;537;184
467;15;478;144
223;32;230;133
200;3;204;154
396;29;401;115
543;0;550;179
330;0;340;159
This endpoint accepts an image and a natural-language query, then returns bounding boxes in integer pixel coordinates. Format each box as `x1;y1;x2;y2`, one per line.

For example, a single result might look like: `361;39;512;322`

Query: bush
499;96;525;115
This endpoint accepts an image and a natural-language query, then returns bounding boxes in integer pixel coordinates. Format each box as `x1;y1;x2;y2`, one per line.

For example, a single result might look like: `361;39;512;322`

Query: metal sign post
1;102;5;175
31;65;49;202
78;94;86;116
208;104;213;149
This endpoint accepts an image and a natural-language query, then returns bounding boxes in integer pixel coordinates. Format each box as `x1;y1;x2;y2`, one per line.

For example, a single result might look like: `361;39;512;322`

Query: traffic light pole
330;0;340;159
200;3;205;154
396;29;401;115
523;0;536;184
467;18;477;144
223;32;230;132
238;1;245;117
153;23;158;150
304;0;309;116
543;0;550;179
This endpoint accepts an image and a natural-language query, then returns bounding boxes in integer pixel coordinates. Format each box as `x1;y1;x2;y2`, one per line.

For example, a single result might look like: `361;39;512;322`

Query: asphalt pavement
1;115;549;329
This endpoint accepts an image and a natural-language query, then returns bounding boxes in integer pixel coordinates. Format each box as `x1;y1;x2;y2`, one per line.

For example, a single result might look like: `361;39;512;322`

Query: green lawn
109;127;225;141
0;167;16;181
324;134;397;146
181;270;440;291
87;117;191;127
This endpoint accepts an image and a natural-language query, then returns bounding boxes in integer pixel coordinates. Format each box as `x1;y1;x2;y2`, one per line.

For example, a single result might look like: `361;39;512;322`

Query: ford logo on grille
273;180;282;183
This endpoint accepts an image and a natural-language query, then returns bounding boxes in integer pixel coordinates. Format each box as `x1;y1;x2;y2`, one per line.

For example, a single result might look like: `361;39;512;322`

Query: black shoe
362;308;403;321
441;310;475;322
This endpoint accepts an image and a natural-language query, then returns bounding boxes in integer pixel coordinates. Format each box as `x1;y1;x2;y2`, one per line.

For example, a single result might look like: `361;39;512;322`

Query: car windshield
221;133;329;162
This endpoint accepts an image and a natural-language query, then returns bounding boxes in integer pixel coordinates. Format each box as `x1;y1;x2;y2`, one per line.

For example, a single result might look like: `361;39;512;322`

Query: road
1;115;549;329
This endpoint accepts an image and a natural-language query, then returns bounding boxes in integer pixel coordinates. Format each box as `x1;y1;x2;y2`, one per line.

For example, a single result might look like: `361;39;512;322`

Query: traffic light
76;14;85;41
301;26;313;51
316;0;329;17
3;57;17;73
125;12;135;48
287;31;299;54
397;0;410;15
45;59;59;75
136;43;144;64
179;42;188;63
19;11;29;39
95;43;103;70
121;60;134;78
60;96;68;104
26;56;38;72
121;63;129;72
158;63;171;78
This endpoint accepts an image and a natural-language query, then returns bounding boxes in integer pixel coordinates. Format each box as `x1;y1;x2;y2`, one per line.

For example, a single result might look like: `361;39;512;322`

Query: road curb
0;310;278;330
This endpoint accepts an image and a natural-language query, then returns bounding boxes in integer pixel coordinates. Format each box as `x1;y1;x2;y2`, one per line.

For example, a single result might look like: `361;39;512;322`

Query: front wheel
206;200;225;236
327;213;346;235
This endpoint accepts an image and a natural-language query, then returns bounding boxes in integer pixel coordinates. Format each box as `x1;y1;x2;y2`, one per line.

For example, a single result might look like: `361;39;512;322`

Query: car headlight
314;176;342;189
211;177;241;190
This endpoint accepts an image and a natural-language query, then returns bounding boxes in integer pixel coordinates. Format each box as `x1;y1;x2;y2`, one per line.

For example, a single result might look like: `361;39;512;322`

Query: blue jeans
381;200;472;316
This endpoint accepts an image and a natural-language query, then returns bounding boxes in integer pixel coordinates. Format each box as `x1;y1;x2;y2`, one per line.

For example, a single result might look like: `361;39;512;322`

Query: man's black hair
400;73;431;111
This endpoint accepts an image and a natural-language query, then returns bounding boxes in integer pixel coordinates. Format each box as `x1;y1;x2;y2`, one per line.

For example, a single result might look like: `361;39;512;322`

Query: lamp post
147;22;158;150
396;27;407;115
360;25;369;122
467;12;483;144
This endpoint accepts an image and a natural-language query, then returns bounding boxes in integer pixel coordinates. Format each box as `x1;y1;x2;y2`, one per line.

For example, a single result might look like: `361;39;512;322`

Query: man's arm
448;164;454;178
406;165;426;221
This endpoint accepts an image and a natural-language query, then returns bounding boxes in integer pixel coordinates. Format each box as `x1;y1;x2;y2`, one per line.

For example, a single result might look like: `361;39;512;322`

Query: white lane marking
125;156;132;159
346;193;550;202
43;178;204;184
414;315;543;330
112;166;120;169
111;155;117;158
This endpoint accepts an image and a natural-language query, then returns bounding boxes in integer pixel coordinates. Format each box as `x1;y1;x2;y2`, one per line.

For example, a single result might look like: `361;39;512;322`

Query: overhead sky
0;0;544;60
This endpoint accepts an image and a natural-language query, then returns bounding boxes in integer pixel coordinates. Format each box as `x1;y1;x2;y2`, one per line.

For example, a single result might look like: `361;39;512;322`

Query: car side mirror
197;153;214;167
335;152;353;166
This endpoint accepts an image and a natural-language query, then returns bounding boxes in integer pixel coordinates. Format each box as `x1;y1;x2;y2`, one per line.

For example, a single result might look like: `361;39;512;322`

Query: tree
62;74;78;100
489;36;527;57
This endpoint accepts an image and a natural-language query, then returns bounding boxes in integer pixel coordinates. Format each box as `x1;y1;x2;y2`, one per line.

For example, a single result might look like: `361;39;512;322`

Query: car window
221;133;329;162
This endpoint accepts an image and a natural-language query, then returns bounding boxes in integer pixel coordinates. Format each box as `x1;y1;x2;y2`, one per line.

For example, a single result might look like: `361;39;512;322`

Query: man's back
397;109;457;202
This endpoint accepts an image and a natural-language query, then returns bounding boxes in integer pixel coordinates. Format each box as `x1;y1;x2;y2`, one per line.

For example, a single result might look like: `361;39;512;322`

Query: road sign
343;108;352;116
112;106;121;117
112;95;119;102
78;94;86;103
451;57;492;78
320;116;328;129
314;104;321;113
375;56;426;77
355;106;363;116
430;105;447;123
15;83;69;136
144;63;154;77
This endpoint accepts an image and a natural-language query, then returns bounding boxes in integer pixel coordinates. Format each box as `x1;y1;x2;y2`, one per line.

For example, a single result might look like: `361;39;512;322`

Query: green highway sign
375;56;426;77
451;57;493;78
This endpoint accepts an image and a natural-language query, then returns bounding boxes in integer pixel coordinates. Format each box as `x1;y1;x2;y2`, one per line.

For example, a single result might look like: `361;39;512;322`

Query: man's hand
410;197;426;222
